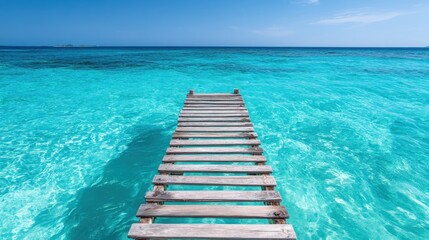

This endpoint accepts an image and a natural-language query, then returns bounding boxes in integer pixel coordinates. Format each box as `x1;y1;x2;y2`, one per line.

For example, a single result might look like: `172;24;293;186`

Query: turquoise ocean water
0;47;428;239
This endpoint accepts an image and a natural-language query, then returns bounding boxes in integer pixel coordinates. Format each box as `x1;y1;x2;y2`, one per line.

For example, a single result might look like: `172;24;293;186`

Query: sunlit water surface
0;47;428;239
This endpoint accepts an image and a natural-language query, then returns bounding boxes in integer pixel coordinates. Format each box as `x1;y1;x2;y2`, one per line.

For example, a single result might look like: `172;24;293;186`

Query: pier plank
145;190;282;202
158;164;272;173
183;104;245;108
179;113;249;117
182;107;245;109
185;97;243;100
137;205;287;218
185;101;243;104
178;122;253;127
170;139;260;146
187;94;241;97
129;224;296;239
152;175;276;186
166;147;263;154
178;117;250;122
185;101;244;104
162;155;266;163
185;99;243;102
181;110;248;114
182;107;247;110
175;127;254;132
172;132;258;138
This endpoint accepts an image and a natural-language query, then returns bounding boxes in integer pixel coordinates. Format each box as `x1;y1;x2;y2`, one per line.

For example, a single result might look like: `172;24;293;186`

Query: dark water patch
51;125;172;240
375;118;429;238
13;57;158;70
204;63;303;74
362;67;429;76
152;61;305;75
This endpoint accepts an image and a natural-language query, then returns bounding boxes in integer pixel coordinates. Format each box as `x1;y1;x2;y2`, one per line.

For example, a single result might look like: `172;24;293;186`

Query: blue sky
1;0;428;47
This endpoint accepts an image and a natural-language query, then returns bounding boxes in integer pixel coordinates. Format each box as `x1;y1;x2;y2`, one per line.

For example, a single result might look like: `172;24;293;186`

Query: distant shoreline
53;44;97;48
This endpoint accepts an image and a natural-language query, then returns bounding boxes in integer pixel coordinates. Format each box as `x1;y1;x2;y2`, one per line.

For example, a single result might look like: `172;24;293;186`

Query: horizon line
0;45;428;48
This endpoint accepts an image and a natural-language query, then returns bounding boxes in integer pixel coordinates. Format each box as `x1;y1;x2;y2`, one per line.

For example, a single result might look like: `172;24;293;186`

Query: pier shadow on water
58;125;172;240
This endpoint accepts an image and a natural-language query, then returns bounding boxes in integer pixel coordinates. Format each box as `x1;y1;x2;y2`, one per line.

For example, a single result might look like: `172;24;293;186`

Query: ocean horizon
0;47;428;239
1;46;428;48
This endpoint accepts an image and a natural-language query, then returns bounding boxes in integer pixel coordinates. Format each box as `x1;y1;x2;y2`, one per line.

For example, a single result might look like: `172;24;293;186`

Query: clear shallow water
0;47;428;239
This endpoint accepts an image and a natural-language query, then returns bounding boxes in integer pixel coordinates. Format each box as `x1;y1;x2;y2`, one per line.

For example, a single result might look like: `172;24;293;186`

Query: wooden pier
128;89;296;239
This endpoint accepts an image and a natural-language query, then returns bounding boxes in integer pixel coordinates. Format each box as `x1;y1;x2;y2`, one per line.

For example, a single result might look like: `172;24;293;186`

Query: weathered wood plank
186;97;240;100
152;175;276;186
185;99;243;103
129;224;296;240
186;95;242;99
175;127;254;132
185;102;244;105
183;107;247;110
145;190;281;202
184;104;245;108
185;99;243;102
162;155;266;163
178;122;253;127
182;108;246;111
186;96;242;99
180;113;249;117
185;102;244;106
170;139;260;146
137;205;287;218
186;94;243;99
178;117;250;122
181;110;248;114
184;103;245;106
158;164;271;173
187;94;240;97
172;132;258;138
166;147;263;154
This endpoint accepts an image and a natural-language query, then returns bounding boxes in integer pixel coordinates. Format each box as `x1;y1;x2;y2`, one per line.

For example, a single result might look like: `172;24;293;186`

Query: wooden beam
172;132;258;138
145;190;282;202
169;139;260;146
152;175;276;186
179;113;249;117
158;164;272;173
187;94;240;97
162;155;266;163
185;101;244;105
175;127;254;132
166;147;263;154
177;122;252;127
178;117;250;122
183;107;247;110
128;224;296;239
137;205;288;218
181;110;248;114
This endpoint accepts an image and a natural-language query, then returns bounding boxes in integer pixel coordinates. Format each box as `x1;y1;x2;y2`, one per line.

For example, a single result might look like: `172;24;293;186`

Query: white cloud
307;0;319;4
293;0;319;5
251;26;293;37
314;10;406;25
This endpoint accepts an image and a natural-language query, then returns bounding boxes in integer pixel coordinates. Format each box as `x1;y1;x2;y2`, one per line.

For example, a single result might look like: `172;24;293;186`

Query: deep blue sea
0;47;428;239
